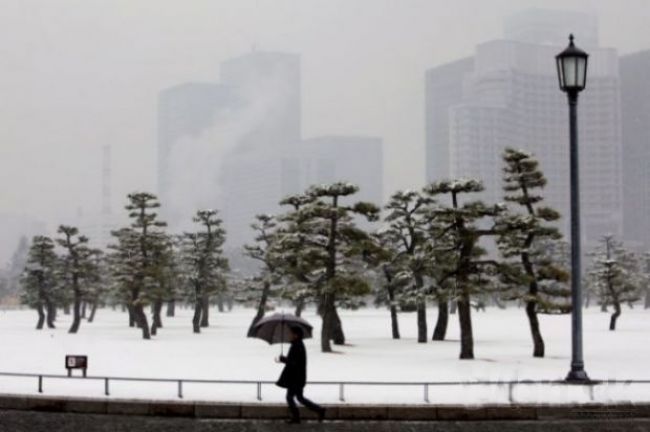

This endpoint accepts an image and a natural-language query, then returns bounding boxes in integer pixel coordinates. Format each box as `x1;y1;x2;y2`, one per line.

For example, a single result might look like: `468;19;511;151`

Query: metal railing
0;371;649;404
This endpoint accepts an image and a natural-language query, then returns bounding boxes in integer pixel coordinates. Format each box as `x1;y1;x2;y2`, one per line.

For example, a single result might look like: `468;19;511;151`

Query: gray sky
0;0;649;230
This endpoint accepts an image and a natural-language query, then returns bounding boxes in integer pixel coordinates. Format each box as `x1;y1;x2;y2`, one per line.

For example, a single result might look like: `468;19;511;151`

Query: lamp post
556;34;590;382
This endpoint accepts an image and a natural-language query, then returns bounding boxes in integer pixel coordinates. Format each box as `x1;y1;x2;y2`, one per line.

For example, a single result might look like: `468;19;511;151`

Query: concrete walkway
0;394;649;431
1;410;650;432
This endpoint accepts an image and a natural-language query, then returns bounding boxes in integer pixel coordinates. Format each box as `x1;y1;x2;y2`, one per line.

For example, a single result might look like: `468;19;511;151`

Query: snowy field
0;306;648;405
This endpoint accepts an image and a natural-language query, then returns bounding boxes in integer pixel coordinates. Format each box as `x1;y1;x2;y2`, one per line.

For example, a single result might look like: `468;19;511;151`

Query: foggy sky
1;0;649;238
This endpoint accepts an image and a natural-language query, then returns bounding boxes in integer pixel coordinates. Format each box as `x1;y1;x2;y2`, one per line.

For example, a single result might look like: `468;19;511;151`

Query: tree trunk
294;298;305;317
127;305;136;327
247;280;270;337
385;283;401;339
68;290;82;334
226;296;233;311
416;299;427;343
332;305;345;345
200;293;209;327
46;302;56;328
609;301;621;331
320;295;334;352
525;300;544;357
450;300;457;314
457;296;474;359
600;302;608;312
63;303;70;315
133;303;151;339
88;301;98;323
493;295;506;310
81;301;87;319
217;295;225;313
432;299;448;341
36;304;45;330
645;289;650;309
584;290;591;308
166;299;176;317
192;299;202;333
150;300;163;335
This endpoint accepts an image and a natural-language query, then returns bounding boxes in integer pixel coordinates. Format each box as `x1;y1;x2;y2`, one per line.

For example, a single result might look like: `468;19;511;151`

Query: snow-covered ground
0;306;648;405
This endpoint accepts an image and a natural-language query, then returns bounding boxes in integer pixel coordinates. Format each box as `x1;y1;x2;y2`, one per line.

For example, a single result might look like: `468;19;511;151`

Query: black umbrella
249;312;313;355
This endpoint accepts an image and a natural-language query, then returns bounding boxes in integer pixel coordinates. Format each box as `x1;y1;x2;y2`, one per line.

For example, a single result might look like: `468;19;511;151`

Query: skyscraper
221;135;383;247
424;58;473;182
621;50;650;251
158;51;383;247
220;51;301;152
426;10;623;246
218;51;303;245
157;83;237;227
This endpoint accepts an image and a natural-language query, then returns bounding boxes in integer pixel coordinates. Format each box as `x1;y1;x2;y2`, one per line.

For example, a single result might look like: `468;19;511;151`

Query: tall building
427;9;623;246
218;51;303;245
425;58;473;181
158;51;383;247
503;9;599;47
157;83;237;228
220;51;301;152
621;50;650;251
221;136;383;247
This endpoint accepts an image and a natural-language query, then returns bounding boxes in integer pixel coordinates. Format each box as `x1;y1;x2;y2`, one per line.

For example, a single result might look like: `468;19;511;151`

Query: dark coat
276;339;307;390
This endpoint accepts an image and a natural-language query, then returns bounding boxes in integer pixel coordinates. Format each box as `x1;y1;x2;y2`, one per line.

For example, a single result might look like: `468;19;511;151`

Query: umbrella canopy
250;312;313;344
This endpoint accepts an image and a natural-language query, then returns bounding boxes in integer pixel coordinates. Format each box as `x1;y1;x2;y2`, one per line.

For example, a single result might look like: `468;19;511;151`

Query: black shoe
318;408;326;422
286;418;301;424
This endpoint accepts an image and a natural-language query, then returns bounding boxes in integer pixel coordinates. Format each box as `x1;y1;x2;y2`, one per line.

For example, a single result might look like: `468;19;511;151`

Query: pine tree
5;236;30;301
107;227;140;328
640;252;650;310
56;225;97;334
20;236;59;329
423;179;504;360
496;148;571;357
108;192;168;339
371;230;408;340
276;182;379;353
382;190;433;343
243;214;281;336
421;213;457;342
180;210;228;333
83;248;105;323
148;232;176;335
274;194;318;316
586;235;642;330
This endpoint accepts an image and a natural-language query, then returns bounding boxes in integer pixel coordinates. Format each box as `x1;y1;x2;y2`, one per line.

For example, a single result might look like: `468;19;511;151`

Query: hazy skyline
1;0;649;233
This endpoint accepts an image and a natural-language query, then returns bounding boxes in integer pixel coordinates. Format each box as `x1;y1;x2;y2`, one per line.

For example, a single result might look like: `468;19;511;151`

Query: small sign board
65;355;88;377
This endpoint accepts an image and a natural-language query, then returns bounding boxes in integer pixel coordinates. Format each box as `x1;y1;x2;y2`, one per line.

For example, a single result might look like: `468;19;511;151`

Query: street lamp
556;34;590;382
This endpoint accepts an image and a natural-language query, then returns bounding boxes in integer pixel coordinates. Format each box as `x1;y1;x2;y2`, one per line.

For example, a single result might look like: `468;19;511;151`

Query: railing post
38;375;43;393
178;380;183;399
104;378;109;396
424;383;429;403
256;382;262;401
339;383;345;402
507;383;515;403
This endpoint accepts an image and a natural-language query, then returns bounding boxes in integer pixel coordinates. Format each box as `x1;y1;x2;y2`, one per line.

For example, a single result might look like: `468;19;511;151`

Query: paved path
1;410;650;432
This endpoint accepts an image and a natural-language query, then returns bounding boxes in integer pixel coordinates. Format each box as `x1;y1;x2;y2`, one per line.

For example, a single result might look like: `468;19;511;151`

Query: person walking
276;326;326;424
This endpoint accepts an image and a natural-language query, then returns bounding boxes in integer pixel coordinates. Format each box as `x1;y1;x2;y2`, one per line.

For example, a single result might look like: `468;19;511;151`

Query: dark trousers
286;387;322;420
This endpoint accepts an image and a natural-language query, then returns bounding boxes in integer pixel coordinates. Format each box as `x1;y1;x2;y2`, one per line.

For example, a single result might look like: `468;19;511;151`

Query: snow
0;306;648;405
